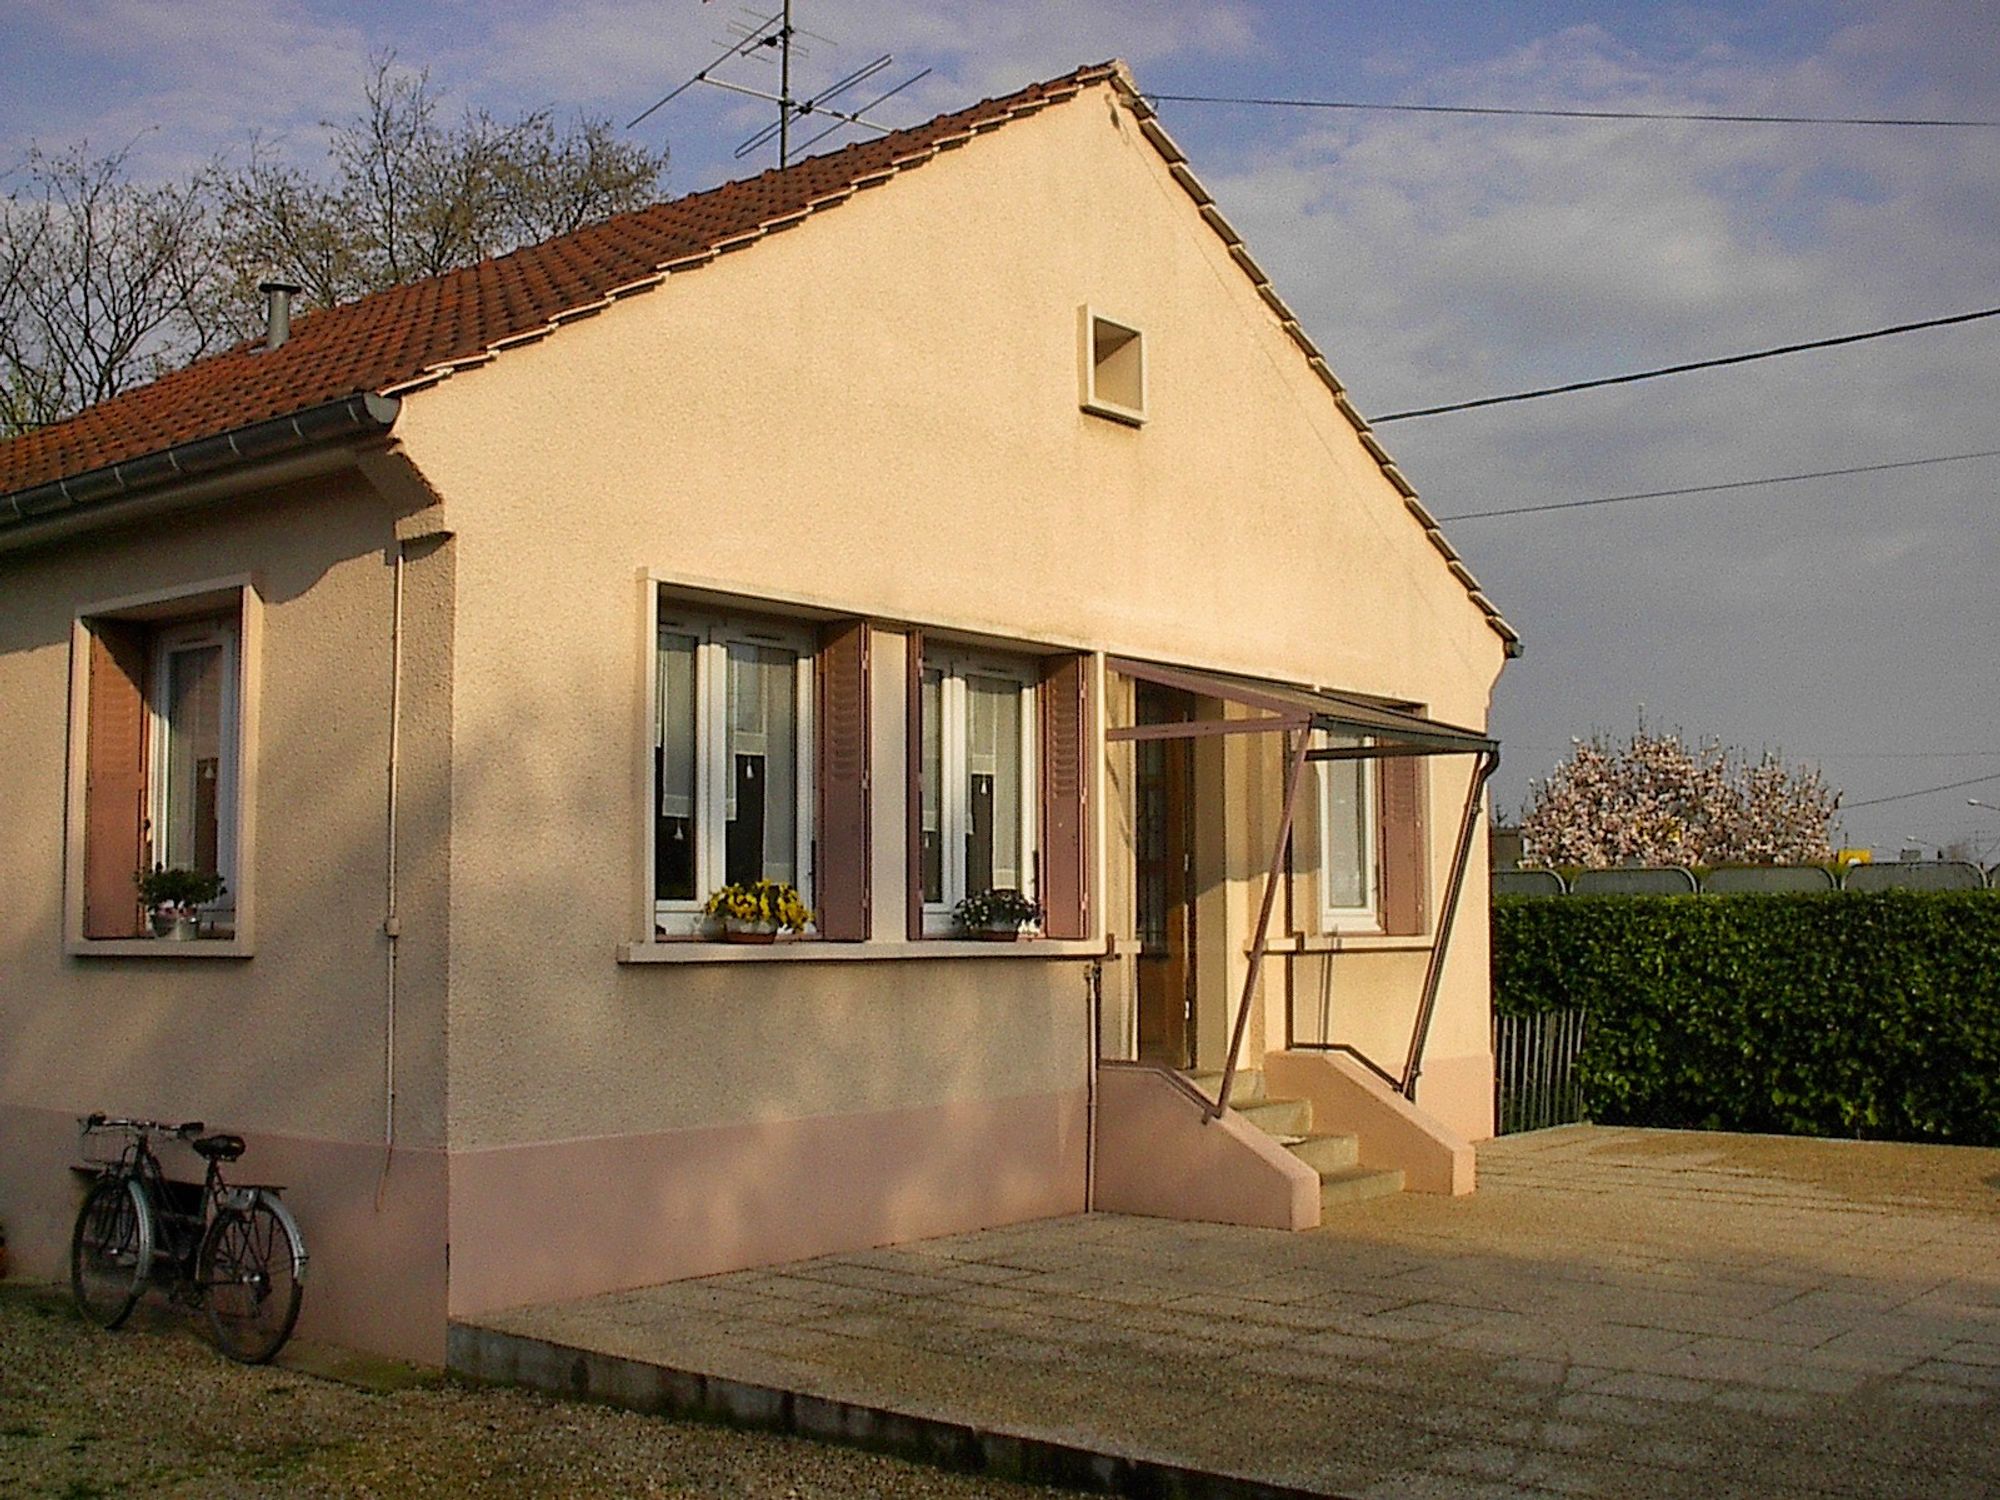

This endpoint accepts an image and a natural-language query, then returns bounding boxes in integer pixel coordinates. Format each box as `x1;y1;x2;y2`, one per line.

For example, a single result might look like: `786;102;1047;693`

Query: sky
4;1;1996;859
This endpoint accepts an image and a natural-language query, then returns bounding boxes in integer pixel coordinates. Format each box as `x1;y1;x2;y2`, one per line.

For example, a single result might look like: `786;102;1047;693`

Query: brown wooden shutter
1377;753;1426;936
1038;654;1091;939
83;620;152;939
814;620;871;940
905;629;925;939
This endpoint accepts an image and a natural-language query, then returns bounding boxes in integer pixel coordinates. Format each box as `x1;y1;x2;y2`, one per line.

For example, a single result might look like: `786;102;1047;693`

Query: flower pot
973;923;1034;941
722;918;780;944
152;911;199;941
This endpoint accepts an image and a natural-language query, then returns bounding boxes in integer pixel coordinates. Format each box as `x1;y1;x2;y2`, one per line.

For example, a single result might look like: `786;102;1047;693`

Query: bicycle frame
77;1117;304;1298
74;1114;307;1362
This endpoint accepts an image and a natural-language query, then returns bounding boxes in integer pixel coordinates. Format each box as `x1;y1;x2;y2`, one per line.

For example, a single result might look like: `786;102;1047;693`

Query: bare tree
0;143;224;436
1;56;670;438
216;57;668;312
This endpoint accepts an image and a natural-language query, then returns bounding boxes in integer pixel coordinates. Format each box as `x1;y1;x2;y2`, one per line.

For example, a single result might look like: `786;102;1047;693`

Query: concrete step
1317;1165;1405;1209
1285;1132;1360;1174
1185;1069;1267;1106
1232;1095;1313;1138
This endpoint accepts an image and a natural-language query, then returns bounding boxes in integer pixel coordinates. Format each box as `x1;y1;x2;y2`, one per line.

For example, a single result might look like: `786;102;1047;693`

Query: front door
1135;685;1195;1067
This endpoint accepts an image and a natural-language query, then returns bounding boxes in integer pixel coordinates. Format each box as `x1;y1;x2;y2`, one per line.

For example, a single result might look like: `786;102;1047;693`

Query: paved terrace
457;1126;2000;1499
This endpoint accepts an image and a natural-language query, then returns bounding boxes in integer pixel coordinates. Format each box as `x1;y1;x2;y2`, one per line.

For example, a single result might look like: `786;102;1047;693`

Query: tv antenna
628;2;932;169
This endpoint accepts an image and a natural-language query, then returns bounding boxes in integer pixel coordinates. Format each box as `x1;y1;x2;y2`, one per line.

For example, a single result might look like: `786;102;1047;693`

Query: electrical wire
1370;306;2000;422
1435;449;2000;522
1141;92;2000;130
1844;772;2000;810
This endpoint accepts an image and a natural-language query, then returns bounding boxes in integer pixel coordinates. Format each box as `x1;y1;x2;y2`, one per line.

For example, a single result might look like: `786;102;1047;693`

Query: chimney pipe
258;276;303;351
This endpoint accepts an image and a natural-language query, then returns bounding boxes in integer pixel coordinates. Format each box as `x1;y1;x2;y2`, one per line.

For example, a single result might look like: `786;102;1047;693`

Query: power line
1435;448;2000;522
1819;750;2000;761
1371;306;2000;422
1141;92;2000;130
1845;772;2000;810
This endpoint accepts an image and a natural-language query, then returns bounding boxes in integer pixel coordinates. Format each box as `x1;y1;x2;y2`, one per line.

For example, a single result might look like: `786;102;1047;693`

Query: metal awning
1104;657;1497;758
1102;655;1500;1112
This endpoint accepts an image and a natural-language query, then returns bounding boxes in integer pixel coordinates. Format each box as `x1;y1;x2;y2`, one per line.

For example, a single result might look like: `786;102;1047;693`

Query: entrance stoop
1188;1070;1405;1210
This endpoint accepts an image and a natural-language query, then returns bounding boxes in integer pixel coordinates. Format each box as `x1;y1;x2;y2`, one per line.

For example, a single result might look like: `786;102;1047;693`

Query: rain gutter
0;392;402;555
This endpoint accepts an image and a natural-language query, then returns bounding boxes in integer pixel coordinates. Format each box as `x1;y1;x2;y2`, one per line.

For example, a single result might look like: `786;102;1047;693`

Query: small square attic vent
1078;306;1146;425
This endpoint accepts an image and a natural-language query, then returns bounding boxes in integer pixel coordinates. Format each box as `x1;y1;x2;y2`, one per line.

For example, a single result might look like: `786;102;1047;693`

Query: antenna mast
778;0;792;166
628;3;930;170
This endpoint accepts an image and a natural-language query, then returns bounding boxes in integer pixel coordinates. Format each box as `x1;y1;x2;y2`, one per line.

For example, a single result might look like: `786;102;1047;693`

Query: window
1315;732;1428;937
75;587;251;943
654;604;816;935
1316;733;1376;930
916;647;1039;933
1079;305;1146;425
151;620;238;889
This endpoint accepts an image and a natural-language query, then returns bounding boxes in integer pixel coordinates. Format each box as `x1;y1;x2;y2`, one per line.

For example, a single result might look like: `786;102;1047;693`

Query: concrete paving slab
456;1125;1999;1498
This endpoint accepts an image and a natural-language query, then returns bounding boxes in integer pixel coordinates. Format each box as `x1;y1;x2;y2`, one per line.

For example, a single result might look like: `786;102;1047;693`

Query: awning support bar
1211;727;1312;1120
1398;748;1499;1100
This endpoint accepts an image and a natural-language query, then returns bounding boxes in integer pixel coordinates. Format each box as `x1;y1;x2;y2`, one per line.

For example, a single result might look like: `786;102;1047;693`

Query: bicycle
70;1114;308;1364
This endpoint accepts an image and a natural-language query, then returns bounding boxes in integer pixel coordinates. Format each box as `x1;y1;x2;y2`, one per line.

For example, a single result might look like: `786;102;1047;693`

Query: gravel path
0;1288;1078;1498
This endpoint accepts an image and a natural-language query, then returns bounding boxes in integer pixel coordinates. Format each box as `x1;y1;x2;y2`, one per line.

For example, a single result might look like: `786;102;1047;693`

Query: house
0;63;1517;1364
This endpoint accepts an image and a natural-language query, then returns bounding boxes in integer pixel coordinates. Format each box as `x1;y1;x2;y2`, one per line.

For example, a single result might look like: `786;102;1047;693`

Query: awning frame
1105;656;1500;1115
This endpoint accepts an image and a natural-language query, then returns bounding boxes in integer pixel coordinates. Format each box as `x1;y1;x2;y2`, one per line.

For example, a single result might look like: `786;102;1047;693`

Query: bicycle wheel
198;1196;304;1363
70;1176;153;1329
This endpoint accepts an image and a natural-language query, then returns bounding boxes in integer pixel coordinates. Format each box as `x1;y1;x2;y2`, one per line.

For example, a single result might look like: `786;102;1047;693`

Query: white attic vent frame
1078;305;1146;425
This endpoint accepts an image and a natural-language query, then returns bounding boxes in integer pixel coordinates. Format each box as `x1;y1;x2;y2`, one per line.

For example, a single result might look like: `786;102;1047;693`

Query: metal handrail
1398;747;1499;1099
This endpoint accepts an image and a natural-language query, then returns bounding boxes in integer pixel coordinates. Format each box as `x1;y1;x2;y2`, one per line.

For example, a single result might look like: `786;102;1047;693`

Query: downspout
376;542;406;1207
1399;747;1500;1100
1084;960;1101;1211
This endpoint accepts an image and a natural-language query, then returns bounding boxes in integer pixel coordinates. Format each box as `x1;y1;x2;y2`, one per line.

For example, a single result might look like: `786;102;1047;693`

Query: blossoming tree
1520;730;1839;868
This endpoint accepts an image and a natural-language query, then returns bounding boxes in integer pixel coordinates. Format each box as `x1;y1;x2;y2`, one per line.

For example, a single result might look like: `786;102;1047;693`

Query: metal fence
1493;1006;1587;1134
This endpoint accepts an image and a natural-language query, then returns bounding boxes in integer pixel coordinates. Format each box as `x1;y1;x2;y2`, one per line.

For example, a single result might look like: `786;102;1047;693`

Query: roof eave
0;392;400;555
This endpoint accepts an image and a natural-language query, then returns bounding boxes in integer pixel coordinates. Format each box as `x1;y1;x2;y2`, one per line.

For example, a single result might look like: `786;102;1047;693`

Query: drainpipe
376;542;406;1207
1084;960;1101;1211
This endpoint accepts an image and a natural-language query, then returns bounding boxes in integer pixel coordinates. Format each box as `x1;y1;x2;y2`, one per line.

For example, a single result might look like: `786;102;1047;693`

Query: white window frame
1078;304;1147;426
148;617;240;918
654;603;816;937
920;647;1040;936
1316;732;1378;932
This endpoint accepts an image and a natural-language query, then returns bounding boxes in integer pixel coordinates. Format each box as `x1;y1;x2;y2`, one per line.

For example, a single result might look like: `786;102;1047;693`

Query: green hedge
1493;891;2000;1145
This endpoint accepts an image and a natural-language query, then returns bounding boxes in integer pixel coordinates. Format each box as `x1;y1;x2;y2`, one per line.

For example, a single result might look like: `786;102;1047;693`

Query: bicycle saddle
192;1133;246;1162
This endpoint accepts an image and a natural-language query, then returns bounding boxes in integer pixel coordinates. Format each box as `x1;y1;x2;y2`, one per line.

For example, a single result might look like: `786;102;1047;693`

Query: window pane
920;670;942;904
965;674;1022;893
162;644;223;878
655;630;697;902
1321;737;1368;911
724;643;797;887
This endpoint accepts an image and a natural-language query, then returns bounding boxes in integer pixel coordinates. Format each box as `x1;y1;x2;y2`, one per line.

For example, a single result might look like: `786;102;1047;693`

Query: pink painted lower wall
1413;1049;1497;1143
1091;1065;1319;1230
0;1103;448;1364
445;1085;1089;1316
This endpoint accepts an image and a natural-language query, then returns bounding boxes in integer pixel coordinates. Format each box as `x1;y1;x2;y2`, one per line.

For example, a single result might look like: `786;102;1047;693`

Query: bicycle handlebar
79;1114;205;1138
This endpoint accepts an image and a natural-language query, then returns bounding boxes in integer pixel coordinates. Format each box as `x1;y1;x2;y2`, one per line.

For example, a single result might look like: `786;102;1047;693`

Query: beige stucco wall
388;78;1505;1151
0;465;456;1355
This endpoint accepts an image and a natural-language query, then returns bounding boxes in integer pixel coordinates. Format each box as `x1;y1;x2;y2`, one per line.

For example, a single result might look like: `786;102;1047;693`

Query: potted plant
703;879;812;943
135;865;226;940
954;887;1043;940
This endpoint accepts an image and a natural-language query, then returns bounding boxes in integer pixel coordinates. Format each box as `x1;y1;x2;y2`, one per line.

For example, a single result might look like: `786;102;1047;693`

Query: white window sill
67;938;253;959
1080;397;1146;427
619;937;1114;964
